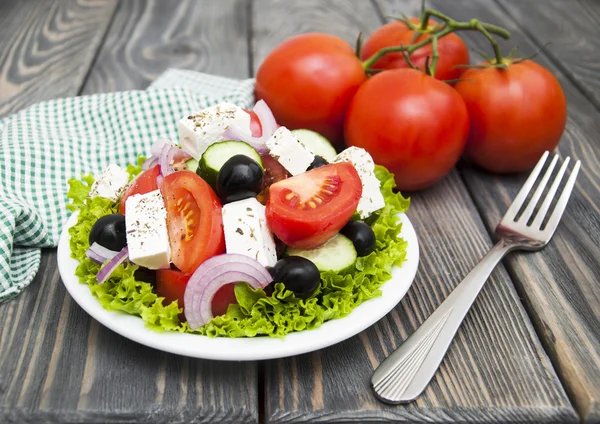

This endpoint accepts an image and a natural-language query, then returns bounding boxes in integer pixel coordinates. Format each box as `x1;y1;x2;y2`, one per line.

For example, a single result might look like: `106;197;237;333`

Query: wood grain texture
410;0;600;422
0;0;117;118
0;1;258;423
499;0;600;112
256;0;576;422
82;0;251;94
0;251;258;424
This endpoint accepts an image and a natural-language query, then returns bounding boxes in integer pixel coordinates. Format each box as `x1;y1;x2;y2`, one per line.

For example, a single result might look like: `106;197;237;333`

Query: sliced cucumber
291;129;337;162
185;158;199;173
198;140;263;188
286;234;357;273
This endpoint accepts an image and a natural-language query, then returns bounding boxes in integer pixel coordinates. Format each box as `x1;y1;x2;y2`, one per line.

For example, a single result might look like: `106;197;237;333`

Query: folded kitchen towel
0;69;255;303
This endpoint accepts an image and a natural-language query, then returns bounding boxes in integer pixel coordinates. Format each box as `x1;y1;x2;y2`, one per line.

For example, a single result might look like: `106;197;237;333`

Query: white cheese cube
178;102;251;159
125;190;171;270
266;127;315;176
334;147;385;218
88;164;130;202
222;198;277;267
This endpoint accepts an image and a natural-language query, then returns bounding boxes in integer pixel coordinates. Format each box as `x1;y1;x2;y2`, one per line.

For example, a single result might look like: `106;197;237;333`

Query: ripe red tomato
454;60;567;173
266;162;362;249
118;165;160;214
160;171;225;273
156;269;237;318
255;33;366;147
361;18;469;81
345;68;469;191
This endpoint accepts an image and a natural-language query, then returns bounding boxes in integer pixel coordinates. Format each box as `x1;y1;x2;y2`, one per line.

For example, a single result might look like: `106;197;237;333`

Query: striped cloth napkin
0;70;255;303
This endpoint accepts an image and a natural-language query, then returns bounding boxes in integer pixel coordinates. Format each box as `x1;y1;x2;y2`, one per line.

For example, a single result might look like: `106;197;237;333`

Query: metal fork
372;151;581;404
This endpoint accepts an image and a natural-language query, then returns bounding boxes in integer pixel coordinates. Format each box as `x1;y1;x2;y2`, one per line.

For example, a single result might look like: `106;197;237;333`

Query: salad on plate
66;100;410;338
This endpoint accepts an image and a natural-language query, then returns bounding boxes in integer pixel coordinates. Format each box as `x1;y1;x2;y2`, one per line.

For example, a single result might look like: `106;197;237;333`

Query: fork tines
501;151;581;239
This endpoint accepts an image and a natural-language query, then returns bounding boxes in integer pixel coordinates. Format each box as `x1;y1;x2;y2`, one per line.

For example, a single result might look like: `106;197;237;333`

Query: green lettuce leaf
67;162;410;338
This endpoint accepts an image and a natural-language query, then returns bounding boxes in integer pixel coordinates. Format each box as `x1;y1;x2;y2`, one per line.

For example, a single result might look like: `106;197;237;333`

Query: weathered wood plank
0;0;117;117
0;1;258;423
82;0;250;94
419;0;600;422
256;0;576;422
498;0;600;112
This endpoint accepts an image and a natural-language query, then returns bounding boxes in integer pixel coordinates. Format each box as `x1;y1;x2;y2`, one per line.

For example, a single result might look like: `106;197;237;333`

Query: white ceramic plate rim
57;211;419;361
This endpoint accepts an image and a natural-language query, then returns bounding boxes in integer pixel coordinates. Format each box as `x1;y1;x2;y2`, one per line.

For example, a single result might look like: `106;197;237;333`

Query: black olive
307;155;328;170
89;214;127;251
272;256;320;299
216;155;264;203
341;220;376;257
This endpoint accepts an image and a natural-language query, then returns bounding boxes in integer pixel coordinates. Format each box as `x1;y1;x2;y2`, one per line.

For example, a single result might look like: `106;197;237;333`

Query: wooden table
0;0;598;423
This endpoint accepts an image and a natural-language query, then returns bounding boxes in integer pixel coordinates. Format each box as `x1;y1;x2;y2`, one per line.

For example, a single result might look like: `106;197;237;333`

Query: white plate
57;212;419;361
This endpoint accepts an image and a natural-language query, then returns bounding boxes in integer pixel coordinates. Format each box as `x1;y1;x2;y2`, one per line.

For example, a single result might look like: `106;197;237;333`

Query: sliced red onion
184;254;273;330
222;100;277;154
142;155;159;171
96;246;129;284
156;174;164;187
158;142;191;177
151;137;173;157
197;271;264;325
86;242;119;264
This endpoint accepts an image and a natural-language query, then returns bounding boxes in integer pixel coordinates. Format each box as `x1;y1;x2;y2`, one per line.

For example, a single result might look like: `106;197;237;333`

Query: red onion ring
96;247;129;284
142;155;159;171
85;242;119;264
151;137;173;157
184;254;273;330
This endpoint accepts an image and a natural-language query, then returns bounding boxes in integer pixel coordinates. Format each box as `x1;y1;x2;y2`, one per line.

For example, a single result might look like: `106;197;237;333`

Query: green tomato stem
362;9;511;76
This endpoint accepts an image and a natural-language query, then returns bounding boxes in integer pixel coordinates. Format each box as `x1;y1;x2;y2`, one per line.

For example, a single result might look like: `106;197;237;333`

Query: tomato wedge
266;162;362;249
160;171;225;273
118;165;160;214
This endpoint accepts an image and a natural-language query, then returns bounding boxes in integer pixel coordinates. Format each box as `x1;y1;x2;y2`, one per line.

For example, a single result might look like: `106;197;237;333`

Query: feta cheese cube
222;198;277;267
266;127;315;176
334;147;385;218
88;164;130;202
178;102;251;159
125;190;171;270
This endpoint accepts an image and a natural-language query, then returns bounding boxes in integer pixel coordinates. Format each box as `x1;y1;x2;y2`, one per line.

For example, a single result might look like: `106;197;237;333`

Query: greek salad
67;101;409;337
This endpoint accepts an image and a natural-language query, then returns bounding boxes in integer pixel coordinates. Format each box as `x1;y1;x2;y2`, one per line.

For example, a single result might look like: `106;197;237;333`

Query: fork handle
372;239;513;404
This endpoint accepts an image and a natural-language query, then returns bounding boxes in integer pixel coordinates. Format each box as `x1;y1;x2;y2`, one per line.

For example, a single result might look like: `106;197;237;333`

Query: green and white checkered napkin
0;69;255;303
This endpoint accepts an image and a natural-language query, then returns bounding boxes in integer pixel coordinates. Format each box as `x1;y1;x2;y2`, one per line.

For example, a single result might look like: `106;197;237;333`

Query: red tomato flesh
266;162;362;249
160;171;225;274
118;165;160;214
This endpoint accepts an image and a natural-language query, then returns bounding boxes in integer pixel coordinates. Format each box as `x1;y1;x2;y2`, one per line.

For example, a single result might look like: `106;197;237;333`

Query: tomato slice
266;162;362;249
156;268;191;314
160;171;225;273
211;283;238;317
118;165;160;214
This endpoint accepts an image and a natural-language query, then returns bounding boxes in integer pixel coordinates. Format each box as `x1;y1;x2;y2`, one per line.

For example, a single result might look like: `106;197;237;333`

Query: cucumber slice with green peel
185;158;199;173
286;233;357;273
291;129;337;162
198;140;263;188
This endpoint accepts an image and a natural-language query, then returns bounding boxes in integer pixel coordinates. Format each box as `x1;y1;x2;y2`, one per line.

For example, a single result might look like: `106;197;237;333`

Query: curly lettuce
67;163;410;337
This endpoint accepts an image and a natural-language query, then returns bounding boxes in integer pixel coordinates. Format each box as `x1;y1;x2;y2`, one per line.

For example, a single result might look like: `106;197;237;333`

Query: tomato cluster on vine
255;9;566;191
